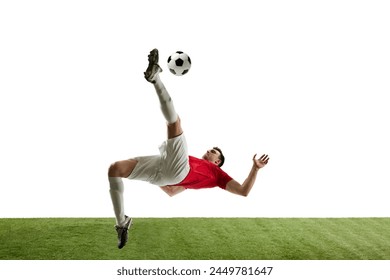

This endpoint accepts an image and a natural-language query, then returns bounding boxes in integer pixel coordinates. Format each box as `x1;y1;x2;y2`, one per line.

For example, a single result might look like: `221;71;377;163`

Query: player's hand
253;154;269;170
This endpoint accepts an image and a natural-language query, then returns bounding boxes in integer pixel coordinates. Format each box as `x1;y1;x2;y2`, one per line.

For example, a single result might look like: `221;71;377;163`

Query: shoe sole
144;49;160;82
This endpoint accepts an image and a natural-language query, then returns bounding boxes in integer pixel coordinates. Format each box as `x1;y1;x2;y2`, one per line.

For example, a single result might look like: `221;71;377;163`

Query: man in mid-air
108;49;270;249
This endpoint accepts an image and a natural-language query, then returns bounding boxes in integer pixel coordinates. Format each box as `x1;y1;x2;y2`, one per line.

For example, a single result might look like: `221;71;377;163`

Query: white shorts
127;133;190;186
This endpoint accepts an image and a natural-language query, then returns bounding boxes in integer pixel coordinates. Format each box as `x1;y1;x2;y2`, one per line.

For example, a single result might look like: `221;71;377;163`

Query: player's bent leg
108;160;138;226
108;159;137;249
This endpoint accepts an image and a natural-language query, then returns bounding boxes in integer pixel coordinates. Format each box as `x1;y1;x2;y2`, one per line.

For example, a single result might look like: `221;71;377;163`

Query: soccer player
108;49;270;249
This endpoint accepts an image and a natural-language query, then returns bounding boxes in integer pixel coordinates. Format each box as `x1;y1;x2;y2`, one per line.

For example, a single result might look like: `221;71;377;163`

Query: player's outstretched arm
225;154;269;197
160;185;186;197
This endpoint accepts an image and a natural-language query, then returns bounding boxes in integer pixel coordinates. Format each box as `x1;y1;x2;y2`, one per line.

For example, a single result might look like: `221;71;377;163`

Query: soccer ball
167;51;191;76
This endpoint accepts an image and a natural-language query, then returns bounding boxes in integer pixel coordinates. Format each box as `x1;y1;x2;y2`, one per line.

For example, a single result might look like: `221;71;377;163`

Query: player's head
202;147;225;167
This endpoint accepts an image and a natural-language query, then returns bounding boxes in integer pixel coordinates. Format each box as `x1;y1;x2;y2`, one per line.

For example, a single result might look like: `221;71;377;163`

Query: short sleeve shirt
172;156;233;189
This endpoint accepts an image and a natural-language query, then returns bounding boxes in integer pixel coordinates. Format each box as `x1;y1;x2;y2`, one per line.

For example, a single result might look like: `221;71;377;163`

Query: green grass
1;218;390;260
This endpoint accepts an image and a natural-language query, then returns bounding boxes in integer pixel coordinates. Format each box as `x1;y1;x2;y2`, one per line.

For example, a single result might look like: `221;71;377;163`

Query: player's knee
108;161;124;177
108;160;137;178
167;116;183;139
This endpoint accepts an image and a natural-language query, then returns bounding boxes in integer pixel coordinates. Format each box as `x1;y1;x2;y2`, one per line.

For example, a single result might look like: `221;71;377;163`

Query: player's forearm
241;165;259;196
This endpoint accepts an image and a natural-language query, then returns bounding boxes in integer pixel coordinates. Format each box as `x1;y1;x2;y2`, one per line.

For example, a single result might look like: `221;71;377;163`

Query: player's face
202;148;221;166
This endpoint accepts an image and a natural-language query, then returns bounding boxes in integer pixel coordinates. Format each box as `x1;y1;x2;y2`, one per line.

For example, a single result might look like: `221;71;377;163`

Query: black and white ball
167;51;191;76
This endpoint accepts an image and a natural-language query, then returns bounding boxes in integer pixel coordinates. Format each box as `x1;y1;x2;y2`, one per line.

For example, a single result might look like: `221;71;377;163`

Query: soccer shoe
144;48;162;83
115;215;133;249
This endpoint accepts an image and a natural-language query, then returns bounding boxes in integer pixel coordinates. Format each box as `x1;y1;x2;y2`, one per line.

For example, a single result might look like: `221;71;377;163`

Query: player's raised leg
144;48;183;139
108;49;183;249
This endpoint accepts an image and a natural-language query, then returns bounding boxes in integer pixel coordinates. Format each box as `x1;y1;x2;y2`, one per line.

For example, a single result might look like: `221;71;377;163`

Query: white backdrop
1;0;389;218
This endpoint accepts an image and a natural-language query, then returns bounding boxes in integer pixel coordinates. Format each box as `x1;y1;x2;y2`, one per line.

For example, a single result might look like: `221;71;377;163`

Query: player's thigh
108;159;138;178
167;117;183;139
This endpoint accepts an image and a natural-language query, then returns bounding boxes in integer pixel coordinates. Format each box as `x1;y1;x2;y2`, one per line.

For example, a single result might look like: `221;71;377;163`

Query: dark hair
213;147;225;167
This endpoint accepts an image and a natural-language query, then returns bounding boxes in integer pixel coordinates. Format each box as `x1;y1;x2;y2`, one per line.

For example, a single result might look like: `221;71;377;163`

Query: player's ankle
153;74;162;85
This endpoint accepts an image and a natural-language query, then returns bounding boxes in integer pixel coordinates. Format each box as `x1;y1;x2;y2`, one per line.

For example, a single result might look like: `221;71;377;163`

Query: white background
1;0;389;218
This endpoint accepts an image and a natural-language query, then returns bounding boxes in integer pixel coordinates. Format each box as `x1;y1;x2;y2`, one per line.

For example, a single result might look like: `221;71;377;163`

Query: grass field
1;218;389;260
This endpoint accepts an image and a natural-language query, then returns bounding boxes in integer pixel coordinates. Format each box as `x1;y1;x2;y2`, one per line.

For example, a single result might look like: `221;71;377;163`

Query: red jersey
173;156;233;190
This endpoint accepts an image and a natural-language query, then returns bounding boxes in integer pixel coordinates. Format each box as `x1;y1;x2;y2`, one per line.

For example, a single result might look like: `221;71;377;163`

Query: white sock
108;177;126;226
153;75;178;124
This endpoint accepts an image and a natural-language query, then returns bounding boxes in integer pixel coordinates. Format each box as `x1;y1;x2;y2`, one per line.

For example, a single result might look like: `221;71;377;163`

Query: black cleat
144;48;162;83
115;216;133;249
